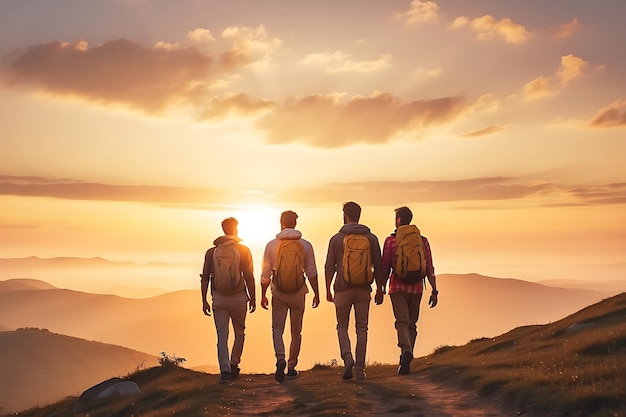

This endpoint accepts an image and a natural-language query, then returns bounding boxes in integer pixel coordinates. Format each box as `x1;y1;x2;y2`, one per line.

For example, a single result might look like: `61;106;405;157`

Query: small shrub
433;344;456;355
159;352;186;368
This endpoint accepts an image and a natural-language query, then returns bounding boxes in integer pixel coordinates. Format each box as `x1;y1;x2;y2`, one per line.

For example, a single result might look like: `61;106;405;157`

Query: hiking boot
398;351;413;375
286;368;299;379
219;371;231;384
342;358;354;380
275;359;286;383
355;368;367;381
230;365;240;379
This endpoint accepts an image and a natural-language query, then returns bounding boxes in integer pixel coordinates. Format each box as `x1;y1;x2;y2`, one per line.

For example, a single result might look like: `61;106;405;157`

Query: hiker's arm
370;235;385;289
304;241;320;307
260;242;273;310
242;247;256;313
309;275;320;308
261;280;270;310
423;237;438;308
201;250;212;316
324;237;336;302
380;236;393;291
201;278;211;316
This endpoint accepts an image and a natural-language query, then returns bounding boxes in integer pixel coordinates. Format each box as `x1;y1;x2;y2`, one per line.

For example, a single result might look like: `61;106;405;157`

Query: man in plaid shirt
376;206;438;375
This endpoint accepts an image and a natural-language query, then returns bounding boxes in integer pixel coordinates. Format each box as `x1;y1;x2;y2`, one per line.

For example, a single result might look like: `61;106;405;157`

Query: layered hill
0;330;158;414
0;274;609;375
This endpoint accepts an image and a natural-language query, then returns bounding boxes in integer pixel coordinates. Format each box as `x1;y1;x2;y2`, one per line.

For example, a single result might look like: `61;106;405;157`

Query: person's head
395;206;413;227
280;210;298;229
343;201;361;224
221;217;238;236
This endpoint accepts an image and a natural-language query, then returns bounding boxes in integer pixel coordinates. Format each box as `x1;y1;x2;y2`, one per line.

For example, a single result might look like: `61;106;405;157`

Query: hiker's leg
287;294;306;370
229;298;248;367
353;288;371;371
390;292;412;354
407;292;423;353
212;299;231;373
271;295;289;362
333;290;354;363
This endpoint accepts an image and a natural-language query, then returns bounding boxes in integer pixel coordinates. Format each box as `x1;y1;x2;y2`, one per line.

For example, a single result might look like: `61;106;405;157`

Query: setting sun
230;206;281;245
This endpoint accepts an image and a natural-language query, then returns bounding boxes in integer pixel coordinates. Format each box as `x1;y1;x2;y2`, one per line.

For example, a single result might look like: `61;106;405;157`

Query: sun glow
230;206;280;245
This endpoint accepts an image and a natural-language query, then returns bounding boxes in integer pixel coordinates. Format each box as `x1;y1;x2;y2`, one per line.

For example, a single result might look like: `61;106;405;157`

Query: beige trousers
333;287;371;370
390;291;423;356
212;296;248;373
271;292;306;369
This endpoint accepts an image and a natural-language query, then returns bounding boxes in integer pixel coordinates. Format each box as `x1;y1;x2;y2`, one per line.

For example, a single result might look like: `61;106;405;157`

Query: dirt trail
362;373;509;417
219;370;526;417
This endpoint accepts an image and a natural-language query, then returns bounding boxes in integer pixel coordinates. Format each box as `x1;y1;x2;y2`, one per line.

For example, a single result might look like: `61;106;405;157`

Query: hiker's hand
261;295;269;310
312;294;320;308
374;289;384;305
326;292;334;303
428;292;438;308
249;300;256;313
202;301;211;316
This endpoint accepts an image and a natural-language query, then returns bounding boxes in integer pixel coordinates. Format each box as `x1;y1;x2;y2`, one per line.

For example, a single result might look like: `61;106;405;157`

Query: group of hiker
200;202;438;384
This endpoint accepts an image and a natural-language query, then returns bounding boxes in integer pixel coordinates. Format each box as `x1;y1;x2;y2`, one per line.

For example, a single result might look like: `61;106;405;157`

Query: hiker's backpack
342;234;373;286
394;224;427;283
273;239;306;293
212;240;244;294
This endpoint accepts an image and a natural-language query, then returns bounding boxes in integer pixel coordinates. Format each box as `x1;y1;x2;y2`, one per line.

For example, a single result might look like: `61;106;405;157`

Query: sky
1;0;625;291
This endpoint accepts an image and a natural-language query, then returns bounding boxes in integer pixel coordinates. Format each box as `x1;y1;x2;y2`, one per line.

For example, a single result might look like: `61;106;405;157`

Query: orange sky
1;1;625;290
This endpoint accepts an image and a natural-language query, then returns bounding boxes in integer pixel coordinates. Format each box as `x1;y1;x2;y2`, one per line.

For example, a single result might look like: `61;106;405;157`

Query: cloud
282;178;626;207
415;66;442;77
396;0;441;25
460;125;509;138
300;52;392;73
451;15;530;44
554;18;580;40
522;54;588;100
589;100;626;128
522;76;555;100
220;25;281;72
1;26;280;114
0;175;249;206
556;54;588;86
198;93;274;120
256;92;467;148
3;175;624;208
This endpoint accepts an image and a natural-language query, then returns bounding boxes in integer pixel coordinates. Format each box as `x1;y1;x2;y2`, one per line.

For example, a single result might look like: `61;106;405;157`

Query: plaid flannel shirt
382;233;434;295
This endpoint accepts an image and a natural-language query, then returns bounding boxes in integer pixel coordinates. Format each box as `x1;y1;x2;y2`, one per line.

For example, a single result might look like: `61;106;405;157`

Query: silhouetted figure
260;210;320;382
324;202;384;380
378;206;438;375
201;217;256;383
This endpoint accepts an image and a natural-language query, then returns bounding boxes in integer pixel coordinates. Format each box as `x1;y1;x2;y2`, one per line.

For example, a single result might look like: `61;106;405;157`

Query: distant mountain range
0;256;197;297
2;273;620;372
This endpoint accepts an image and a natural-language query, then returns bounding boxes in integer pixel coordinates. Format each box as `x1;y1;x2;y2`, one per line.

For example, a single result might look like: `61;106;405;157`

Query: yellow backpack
274;239;306;293
342;234;373;286
394;225;427;283
212;240;244;294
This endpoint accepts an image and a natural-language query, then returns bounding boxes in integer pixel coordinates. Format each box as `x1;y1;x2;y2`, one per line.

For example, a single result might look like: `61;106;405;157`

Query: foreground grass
12;365;404;417
10;293;626;417
415;292;626;417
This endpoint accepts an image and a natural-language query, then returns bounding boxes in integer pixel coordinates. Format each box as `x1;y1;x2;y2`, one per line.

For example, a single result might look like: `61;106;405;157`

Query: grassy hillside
0;330;158;414
414;291;626;417
9;293;625;417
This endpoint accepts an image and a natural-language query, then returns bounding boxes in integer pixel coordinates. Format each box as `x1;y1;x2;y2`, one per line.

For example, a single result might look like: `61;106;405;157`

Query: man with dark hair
377;206;438;375
261;210;320;382
325;201;383;380
201;217;256;384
